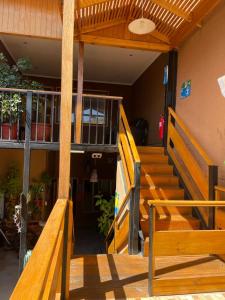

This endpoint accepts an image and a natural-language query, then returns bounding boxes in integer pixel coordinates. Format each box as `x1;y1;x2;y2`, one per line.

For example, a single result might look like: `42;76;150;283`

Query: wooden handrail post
148;205;155;296
128;162;141;254
208;165;218;229
61;200;73;299
75;41;84;144
19;91;32;275
58;0;75;199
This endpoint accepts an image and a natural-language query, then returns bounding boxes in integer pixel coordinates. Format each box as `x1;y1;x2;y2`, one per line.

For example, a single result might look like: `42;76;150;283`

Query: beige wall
130;53;168;145
0;149;48;184
176;2;225;186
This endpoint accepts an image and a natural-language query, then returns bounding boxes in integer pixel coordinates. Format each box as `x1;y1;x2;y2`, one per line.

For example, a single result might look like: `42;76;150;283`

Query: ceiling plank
171;0;222;46
77;34;171;51
75;0;82;36
77;19;126;35
79;0;110;9
150;0;192;22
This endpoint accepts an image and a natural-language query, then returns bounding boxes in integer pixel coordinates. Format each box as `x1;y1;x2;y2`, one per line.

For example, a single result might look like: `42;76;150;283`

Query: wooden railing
167;107;218;227
215;185;225;200
106;104;141;254
0;87;121;147
10;199;73;300
147;200;225;297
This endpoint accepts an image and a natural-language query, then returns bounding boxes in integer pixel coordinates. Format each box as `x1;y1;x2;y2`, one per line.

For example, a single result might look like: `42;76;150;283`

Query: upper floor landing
0;88;122;152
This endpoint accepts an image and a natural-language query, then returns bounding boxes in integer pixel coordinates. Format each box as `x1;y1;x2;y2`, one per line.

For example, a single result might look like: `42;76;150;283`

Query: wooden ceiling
67;0;221;51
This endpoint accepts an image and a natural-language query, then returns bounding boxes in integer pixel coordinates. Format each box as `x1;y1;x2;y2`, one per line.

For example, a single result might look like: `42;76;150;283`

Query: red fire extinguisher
159;114;164;140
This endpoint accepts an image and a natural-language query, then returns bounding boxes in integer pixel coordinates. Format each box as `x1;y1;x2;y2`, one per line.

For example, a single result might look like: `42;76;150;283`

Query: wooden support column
75;42;84;144
19;91;32;275
58;0;75;199
163;50;178;147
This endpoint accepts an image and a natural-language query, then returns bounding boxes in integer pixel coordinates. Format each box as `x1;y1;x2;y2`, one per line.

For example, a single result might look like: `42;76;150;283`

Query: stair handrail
120;104;140;166
106;104;141;254
215;185;225;200
148;199;225;207
10;199;73;300
168;108;213;166
147;199;225;297
167;107;218;228
105;187;132;243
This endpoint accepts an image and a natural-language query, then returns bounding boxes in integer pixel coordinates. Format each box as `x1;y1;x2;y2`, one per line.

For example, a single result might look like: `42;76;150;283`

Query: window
82;99;106;125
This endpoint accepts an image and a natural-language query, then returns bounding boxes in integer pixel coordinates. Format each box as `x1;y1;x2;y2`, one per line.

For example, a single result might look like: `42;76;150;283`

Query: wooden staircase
138;146;201;256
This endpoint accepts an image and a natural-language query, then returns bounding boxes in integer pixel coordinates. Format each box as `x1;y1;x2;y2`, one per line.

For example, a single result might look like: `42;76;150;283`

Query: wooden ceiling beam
171;0;222;46
76;18;170;44
77;34;171;52
76;19;126;35
150;30;170;44
58;0;63;22
150;0;192;22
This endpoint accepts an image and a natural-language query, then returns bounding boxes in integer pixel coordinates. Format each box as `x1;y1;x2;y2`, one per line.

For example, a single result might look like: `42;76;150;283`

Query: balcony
0;88;122;152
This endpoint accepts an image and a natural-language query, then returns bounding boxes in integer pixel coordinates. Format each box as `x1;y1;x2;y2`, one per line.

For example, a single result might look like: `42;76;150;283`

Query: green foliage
95;195;115;236
2;164;22;220
0;53;41;89
0;93;23;121
0;52;42;121
29;171;52;201
3;164;21;198
28;172;52;220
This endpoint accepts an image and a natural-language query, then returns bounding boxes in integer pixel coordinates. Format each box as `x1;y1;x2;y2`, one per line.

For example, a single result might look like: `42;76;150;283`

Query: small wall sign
180;80;191;99
163;65;168;85
115;192;119;215
218;75;225;98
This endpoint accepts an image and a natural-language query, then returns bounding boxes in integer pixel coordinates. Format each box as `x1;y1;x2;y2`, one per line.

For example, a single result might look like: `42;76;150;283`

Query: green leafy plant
28;172;52;221
0;53;42;122
95;195;115;236
3;164;22;220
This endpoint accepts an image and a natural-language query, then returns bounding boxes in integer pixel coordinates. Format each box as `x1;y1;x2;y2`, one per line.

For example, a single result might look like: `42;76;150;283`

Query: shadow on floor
70;254;148;300
74;227;106;255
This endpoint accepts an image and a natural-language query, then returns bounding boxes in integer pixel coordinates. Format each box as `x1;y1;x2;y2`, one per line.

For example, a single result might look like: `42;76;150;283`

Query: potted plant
3;164;22;221
0;53;42;140
29;182;43;221
95;194;115;236
31;97;51;141
0;93;23;139
29;172;52;222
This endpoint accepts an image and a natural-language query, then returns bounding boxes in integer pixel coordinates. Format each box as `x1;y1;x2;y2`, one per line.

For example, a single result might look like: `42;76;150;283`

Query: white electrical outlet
218;75;225;98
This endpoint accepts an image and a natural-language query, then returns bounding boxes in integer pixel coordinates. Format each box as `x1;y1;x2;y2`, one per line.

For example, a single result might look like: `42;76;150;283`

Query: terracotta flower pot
1;123;18;140
31;123;51;141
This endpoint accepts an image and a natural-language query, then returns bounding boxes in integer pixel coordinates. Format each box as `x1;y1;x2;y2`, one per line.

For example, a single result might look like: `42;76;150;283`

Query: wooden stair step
137;146;164;154
141;174;179;187
139;154;168;164
141;163;173;175
140;199;192;216
140;187;184;200
141;215;200;235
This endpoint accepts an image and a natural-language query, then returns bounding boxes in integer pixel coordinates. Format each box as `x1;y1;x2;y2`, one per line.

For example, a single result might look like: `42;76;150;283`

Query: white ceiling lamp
128;0;156;35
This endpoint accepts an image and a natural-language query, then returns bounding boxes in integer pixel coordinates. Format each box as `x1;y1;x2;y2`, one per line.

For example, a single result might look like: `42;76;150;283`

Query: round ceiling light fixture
128;18;156;35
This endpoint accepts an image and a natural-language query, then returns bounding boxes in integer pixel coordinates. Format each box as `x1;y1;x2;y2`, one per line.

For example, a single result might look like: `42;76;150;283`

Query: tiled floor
0;249;18;300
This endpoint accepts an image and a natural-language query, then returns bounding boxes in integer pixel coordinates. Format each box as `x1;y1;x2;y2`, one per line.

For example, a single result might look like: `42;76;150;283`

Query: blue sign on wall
163;65;168;85
180;80;191;99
